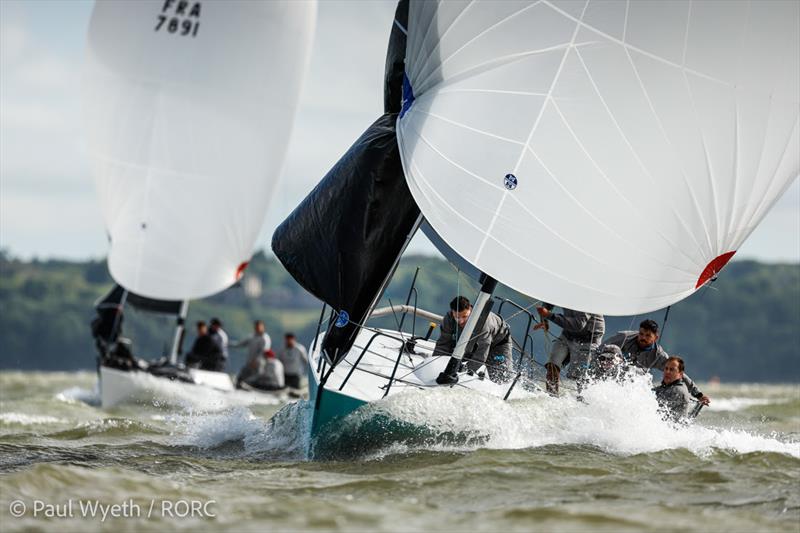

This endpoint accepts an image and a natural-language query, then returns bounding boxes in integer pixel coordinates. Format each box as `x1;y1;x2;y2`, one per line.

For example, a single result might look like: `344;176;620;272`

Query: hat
599;344;622;356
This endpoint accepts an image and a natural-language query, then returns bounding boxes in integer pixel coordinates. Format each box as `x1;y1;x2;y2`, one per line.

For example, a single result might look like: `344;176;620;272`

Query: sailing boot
436;357;461;385
545;362;560;396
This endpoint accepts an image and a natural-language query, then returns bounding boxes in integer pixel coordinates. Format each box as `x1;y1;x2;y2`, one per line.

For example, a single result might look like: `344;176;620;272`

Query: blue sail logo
504;174;518;190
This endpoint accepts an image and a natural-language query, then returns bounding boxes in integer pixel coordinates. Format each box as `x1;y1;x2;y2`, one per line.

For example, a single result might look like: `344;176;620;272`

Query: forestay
397;0;799;315
84;1;315;300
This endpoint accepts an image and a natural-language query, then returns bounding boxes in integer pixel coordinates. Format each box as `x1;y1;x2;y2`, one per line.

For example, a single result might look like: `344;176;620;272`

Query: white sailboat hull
100;365;235;409
308;327;530;437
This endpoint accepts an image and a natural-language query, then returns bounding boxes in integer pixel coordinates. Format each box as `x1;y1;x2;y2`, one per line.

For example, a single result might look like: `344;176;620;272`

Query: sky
1;0;798;264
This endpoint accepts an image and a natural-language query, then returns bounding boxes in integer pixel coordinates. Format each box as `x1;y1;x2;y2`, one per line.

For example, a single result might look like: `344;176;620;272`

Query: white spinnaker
397;0;799;315
84;1;315;300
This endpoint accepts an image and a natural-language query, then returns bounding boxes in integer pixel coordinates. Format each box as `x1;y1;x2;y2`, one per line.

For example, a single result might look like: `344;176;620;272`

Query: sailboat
272;0;799;451
83;1;316;407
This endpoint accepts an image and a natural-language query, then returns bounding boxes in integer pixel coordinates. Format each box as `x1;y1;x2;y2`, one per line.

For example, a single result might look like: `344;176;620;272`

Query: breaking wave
300;374;800;460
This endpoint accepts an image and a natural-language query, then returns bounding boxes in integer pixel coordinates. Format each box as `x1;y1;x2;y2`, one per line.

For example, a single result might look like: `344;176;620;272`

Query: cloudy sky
1;0;798;263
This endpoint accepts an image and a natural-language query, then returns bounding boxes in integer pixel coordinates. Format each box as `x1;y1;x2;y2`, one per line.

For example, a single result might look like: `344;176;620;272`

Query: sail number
155;0;201;38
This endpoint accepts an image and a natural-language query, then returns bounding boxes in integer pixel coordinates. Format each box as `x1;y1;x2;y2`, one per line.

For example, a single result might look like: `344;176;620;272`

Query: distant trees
0;252;798;382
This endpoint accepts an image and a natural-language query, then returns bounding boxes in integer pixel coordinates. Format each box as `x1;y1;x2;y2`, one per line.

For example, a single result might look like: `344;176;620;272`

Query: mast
436;274;498;385
168;301;189;365
365;213;424;320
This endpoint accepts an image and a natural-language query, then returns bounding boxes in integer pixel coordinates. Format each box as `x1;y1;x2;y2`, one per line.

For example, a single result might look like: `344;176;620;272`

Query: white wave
55;386;100;406
169;407;262;448
0;412;67;425
115;375;285;412
168;402;310;459
357;374;800;459
706;398;778;412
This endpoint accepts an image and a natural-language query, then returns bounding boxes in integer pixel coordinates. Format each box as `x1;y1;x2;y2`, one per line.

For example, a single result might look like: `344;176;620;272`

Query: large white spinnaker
84;1;316;300
397;0;799;315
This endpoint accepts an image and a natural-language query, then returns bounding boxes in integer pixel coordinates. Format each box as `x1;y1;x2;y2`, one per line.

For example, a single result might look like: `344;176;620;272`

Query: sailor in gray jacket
604;319;710;406
534;305;605;394
233;320;271;387
653;356;693;421
277;333;308;390
433;296;513;383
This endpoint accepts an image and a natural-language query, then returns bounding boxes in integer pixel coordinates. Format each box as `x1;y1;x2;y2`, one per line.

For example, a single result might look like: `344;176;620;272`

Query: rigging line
393;18;407;36
339;363;431;391
395;354;447;382
385;298;408;340
340;342;417;372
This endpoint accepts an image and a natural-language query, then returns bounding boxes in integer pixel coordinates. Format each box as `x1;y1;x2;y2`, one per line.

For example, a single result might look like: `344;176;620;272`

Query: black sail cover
92;284;182;344
95;284;183;316
271;0;418;364
383;0;408;115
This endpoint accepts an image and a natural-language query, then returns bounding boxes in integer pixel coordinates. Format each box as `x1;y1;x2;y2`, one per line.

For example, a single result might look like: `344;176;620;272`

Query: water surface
0;371;797;532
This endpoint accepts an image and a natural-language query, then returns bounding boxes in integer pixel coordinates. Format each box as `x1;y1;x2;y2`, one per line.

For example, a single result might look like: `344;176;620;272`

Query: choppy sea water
0;371;798;532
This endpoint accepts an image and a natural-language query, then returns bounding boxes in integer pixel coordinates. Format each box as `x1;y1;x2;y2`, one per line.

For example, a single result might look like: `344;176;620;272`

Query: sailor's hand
536;306;551;318
700;395;710;406
533;322;548;331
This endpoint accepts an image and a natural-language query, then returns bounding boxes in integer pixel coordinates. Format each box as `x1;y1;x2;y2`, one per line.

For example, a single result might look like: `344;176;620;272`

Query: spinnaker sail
84;1;316;300
397;0;799;315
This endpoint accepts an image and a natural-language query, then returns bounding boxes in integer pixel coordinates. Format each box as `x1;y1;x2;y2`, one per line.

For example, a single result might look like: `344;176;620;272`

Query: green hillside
1;250;798;382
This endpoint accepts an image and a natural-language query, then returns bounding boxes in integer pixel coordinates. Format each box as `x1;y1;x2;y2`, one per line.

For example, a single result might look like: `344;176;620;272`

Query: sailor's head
284;333;296;347
637;319;659;348
209;318;222;331
196;321;207;335
254;320;265;334
663;356;684;384
597;344;622;368
449;296;472;328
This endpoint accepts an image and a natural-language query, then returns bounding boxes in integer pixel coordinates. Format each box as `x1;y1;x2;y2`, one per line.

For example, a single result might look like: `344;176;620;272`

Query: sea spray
166;401;310;461
306;373;800;460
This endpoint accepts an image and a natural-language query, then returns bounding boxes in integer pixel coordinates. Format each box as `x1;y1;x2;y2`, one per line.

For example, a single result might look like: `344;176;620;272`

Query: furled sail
84;1;316;300
397;0;799;315
272;0;419;363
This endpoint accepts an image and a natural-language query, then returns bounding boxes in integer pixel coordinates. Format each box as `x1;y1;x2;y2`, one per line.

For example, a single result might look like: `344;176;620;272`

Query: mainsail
397;0;799;315
84;1;316;301
272;0;420;363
